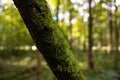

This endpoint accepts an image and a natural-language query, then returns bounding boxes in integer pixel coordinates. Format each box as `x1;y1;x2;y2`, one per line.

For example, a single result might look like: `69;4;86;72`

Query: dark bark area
114;21;119;70
114;6;119;70
88;0;94;70
107;0;113;54
108;10;113;54
12;0;86;80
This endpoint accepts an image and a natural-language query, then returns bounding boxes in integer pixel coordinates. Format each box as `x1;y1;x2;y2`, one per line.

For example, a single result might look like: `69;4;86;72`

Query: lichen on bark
13;0;86;80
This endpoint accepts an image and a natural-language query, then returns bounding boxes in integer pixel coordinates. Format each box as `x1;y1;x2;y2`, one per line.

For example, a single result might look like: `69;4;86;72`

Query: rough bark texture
13;0;86;80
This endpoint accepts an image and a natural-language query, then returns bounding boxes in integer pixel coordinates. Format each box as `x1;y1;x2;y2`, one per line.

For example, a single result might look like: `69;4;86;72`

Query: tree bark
114;5;119;70
88;0;94;70
12;0;86;80
69;0;73;49
107;0;113;54
36;52;42;80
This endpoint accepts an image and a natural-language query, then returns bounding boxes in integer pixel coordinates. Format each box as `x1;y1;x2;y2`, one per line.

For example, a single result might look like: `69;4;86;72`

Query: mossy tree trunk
12;0;86;80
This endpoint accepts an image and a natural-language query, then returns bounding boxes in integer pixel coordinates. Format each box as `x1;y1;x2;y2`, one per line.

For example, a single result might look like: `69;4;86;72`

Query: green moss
31;1;86;79
13;0;86;80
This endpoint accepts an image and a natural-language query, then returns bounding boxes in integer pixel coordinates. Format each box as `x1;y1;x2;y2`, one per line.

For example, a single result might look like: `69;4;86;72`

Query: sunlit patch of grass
79;61;88;70
41;61;49;68
1;57;36;68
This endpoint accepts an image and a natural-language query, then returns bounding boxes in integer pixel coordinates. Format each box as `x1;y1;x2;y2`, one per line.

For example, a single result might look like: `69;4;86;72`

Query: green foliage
85;69;120;80
1;50;120;80
0;5;34;55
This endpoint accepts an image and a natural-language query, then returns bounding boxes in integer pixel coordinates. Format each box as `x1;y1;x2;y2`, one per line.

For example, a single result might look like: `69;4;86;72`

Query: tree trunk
36;52;42;80
69;0;73;49
114;6;119;70
56;0;60;24
114;19;119;70
13;0;86;80
88;0;94;70
107;0;113;54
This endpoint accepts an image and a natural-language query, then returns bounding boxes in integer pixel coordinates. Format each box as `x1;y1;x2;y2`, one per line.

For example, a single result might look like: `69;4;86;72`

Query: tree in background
36;52;42;80
88;0;94;70
0;2;33;57
56;0;60;24
69;0;73;48
12;0;86;80
107;0;113;54
113;0;119;70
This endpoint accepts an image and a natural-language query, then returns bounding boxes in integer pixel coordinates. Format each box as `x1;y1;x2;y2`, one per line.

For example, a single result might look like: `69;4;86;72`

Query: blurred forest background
0;0;120;80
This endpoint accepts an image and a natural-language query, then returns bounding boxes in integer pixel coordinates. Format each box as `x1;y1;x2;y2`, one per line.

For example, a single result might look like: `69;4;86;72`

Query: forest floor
0;49;120;80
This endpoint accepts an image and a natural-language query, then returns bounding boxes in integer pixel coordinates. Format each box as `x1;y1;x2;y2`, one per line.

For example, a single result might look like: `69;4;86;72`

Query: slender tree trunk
114;20;119;70
88;0;94;70
114;5;119;70
107;0;113;54
36;52;42;80
13;0;86;80
108;11;113;54
56;0;60;24
69;0;73;49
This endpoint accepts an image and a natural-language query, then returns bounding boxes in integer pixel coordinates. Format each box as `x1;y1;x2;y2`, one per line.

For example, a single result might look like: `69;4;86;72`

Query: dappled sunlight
116;0;120;6
0;57;36;67
79;61;88;70
0;45;37;51
18;45;37;51
0;46;4;50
